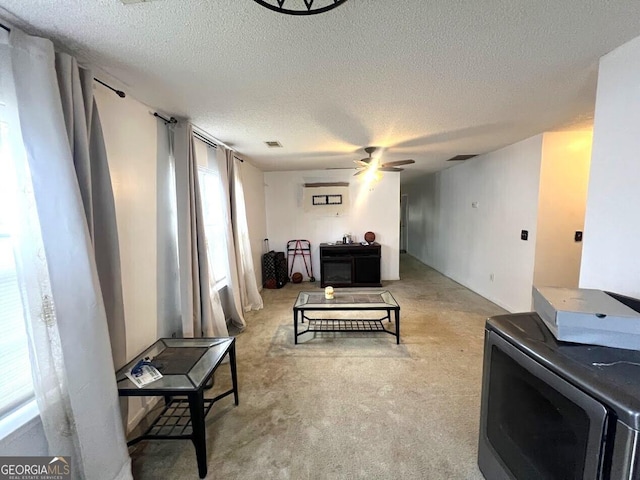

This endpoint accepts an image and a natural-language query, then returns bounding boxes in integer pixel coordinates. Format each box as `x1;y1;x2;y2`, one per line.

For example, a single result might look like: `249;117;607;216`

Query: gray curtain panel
55;53;127;371
172;121;216;337
219;147;247;328
228;154;263;311
156;118;181;338
8;28;132;479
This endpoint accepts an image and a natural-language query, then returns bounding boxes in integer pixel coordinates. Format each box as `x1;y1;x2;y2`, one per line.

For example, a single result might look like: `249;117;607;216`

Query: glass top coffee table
115;337;238;478
292;290;400;344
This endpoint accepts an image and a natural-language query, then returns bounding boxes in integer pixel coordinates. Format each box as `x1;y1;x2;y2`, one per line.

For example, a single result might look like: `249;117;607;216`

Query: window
0;120;35;425
198;166;229;288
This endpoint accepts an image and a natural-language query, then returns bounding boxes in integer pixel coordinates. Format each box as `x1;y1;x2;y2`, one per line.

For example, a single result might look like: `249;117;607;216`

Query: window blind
0;234;33;419
0;122;34;420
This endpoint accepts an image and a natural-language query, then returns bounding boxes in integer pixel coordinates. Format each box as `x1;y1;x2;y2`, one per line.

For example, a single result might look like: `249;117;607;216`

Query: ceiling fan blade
326;167;357;170
354;160;370;167
381;159;415;167
378;167;404;172
353;170;366;176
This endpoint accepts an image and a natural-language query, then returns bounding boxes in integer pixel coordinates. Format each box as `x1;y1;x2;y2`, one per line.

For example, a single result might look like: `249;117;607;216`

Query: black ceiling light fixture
251;0;349;16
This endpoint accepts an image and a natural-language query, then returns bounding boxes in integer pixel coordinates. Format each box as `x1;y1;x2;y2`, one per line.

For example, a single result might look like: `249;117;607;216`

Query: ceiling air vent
447;154;478;161
265;141;283;148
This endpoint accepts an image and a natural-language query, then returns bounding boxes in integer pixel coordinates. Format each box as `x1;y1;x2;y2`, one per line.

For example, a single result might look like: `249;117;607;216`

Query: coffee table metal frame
115;337;238;479
293;290;400;344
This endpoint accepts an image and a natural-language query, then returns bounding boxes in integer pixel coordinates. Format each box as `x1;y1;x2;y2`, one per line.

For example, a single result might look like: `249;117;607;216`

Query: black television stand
319;243;381;287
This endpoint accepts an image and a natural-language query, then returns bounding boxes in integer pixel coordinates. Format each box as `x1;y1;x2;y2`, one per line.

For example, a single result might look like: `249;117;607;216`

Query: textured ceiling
2;0;640;181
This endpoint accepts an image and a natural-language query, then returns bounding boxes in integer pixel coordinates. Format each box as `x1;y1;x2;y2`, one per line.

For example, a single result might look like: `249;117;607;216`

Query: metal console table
115;337;238;479
293;290;400;344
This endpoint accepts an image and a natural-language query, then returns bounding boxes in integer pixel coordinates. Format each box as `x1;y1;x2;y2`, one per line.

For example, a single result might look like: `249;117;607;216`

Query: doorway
400;194;408;253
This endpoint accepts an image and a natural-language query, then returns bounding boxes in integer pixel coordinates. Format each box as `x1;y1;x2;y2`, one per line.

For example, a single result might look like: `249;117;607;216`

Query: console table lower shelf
126;388;233;445
292;290;400;344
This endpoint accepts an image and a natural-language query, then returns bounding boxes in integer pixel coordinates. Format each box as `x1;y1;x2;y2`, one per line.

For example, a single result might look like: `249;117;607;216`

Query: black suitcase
262;239;288;289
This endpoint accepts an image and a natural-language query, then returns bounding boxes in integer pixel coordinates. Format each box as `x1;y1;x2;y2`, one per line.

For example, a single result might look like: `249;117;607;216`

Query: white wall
404;135;543;312
580;35;640;298
96;87;160;362
264;170;400;282
240;160;267;288
533;131;592;289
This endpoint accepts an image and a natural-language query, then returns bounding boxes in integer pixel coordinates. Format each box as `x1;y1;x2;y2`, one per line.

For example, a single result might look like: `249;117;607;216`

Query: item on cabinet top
324;286;334;299
364;231;375;242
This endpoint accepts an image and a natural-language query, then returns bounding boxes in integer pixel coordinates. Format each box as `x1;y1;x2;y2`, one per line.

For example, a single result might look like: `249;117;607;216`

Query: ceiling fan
353;147;415;176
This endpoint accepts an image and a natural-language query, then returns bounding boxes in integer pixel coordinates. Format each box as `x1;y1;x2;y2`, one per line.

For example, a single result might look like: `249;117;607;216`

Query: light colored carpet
129;254;506;479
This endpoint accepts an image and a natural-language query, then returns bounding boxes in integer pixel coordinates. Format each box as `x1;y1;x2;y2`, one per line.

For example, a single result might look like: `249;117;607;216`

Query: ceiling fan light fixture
362;167;382;183
251;0;349;16
352;146;414;176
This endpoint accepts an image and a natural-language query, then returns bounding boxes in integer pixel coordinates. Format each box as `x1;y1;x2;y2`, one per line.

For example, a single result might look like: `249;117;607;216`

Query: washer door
479;331;607;480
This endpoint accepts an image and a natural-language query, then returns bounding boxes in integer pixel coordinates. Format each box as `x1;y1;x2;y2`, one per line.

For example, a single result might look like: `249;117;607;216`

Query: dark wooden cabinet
320;243;381;287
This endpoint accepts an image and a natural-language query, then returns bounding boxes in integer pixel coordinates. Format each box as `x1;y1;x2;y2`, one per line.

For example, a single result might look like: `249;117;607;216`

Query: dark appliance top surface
487;312;640;429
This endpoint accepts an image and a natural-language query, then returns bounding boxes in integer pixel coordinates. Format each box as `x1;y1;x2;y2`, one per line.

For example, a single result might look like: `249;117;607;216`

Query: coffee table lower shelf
305;317;389;332
296;314;397;342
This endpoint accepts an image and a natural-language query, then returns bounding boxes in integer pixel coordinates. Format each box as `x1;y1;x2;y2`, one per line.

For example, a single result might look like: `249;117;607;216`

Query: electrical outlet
521;230;528;241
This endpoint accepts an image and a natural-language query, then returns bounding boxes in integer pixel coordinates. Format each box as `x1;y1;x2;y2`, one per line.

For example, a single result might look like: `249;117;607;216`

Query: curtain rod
192;126;244;162
0;21;125;98
94;78;126;98
193;130;217;149
153;112;177;124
